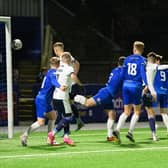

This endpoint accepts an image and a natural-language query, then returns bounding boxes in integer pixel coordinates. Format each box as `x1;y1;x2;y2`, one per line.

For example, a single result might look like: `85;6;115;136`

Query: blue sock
64;123;70;135
55;117;71;133
148;117;156;133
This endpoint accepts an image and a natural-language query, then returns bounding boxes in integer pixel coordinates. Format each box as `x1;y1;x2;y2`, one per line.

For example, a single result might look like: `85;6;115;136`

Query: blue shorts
152;93;168;108
123;81;142;105
93;87;114;110
35;95;53;118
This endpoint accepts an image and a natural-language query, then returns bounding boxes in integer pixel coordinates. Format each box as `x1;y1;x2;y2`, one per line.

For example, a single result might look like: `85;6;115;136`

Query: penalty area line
1;146;168;160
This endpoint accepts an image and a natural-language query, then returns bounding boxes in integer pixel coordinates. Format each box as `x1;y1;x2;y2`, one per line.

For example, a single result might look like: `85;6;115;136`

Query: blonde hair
62;52;72;64
53;42;64;50
133;41;144;53
49;57;60;66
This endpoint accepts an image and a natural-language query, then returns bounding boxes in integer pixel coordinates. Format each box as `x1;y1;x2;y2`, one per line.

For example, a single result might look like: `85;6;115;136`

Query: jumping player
74;56;126;141
48;52;82;146
53;42;84;131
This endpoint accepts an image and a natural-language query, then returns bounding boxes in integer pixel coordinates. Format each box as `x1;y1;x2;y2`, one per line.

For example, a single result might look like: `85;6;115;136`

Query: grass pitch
0;127;168;168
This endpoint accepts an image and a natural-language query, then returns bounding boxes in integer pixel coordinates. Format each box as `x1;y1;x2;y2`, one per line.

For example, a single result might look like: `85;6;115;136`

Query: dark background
44;0;168;83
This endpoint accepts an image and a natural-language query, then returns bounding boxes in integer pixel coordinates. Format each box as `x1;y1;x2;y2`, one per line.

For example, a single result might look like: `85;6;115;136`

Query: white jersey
53;63;74;100
146;62;157;95
60;54;76;87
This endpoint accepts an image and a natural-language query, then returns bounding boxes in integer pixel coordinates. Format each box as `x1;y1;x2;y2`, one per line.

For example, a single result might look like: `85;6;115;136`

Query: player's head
49;57;60;68
133;41;144;54
53;42;64;56
118;56;126;66
155;54;163;65
41;66;48;75
147;52;157;63
61;52;72;65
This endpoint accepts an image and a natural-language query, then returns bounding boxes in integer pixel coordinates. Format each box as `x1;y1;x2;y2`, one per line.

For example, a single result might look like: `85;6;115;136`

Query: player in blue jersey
153;55;168;134
20;57;66;146
113;41;147;143
74;56;125;141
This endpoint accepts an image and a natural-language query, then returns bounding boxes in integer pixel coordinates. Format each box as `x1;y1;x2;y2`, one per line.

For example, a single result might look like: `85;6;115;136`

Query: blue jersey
37;68;60;102
154;69;168;95
93;66;123;108
106;66;124;97
123;54;147;85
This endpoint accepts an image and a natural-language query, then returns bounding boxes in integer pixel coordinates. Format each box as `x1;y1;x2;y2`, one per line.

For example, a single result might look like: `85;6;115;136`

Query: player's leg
145;107;159;141
105;109;116;141
70;84;85;131
159;94;168;134
20;97;46;146
48;99;74;145
46;110;57;132
74;94;96;107
113;85;132;143
142;91;158;141
71;103;85;131
126;85;143;142
126;104;141;142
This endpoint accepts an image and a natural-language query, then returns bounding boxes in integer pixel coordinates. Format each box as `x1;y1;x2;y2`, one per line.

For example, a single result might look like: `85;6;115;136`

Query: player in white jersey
53;42;84;131
48;52;82;146
143;52;159;141
146;53;168;136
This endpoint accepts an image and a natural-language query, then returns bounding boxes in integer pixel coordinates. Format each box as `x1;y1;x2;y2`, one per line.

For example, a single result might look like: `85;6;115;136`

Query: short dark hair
118;56;126;66
147;52;157;58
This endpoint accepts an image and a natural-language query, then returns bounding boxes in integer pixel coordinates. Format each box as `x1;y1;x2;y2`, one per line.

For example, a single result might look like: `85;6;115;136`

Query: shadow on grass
27;143;66;151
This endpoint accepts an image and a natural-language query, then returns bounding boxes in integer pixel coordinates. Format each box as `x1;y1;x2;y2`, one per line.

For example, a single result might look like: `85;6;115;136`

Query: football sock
161;113;168;130
107;118;115;137
48;120;56;132
53;118;70;135
64;123;70;135
116;113;128;131
24;121;40;137
148;116;156;133
74;95;86;105
129;114;139;133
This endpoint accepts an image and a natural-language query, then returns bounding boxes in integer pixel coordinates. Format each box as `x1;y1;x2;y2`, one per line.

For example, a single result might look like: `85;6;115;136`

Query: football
12;39;23;50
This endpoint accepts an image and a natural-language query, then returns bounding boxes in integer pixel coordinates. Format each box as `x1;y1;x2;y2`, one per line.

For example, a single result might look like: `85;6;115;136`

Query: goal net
0;16;13;138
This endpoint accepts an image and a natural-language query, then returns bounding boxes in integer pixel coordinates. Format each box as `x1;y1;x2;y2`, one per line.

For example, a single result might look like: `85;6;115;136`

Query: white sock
107;118;115;137
64;134;69;138
129;114;139;133
74;95;86;105
23;121;40;137
48;120;56;132
116;113;128;131
161;113;168;131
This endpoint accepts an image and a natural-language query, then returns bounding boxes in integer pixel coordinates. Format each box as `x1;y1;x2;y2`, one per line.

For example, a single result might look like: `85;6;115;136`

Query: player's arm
157;64;168;70
70;72;82;86
141;62;148;86
145;64;157;100
50;72;66;91
72;59;80;75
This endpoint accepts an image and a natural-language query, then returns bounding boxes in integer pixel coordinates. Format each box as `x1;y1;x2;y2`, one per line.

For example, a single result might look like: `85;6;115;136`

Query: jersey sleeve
140;60;147;86
146;63;157;95
50;70;61;88
157;65;168;70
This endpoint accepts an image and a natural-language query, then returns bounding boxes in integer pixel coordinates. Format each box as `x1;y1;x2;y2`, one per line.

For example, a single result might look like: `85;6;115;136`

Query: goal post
0;16;13;138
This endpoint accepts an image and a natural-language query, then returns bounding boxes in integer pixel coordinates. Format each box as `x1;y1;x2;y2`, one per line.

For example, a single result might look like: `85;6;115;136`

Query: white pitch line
1;146;168;160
